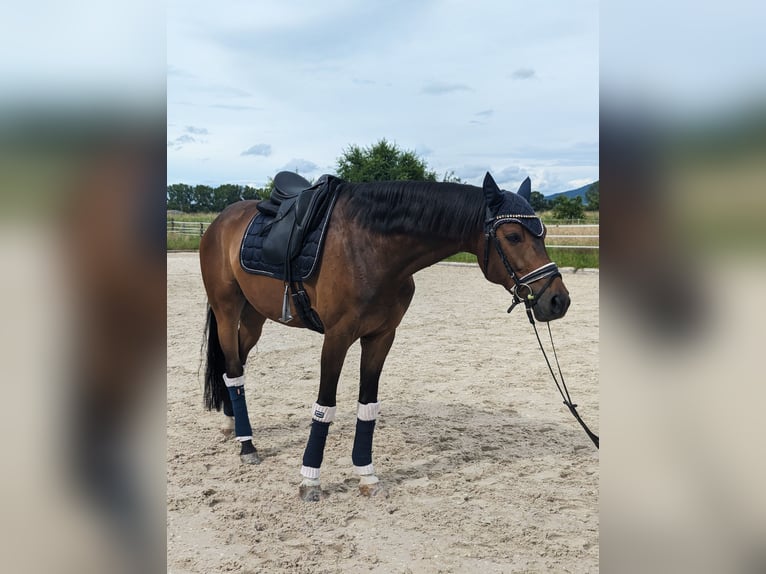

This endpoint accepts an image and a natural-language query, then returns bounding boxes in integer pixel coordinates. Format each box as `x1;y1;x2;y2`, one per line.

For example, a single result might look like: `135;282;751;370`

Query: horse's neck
336;191;483;278
377;231;478;279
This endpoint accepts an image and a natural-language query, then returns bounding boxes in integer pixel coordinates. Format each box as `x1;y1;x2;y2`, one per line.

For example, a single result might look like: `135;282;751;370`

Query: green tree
193;185;215;212
585;181;599;211
167;183;194;212
441;170;463;183
336;139;437;182
552;195;585;220
242;185;270;201
529;190;549;212
213;184;244;211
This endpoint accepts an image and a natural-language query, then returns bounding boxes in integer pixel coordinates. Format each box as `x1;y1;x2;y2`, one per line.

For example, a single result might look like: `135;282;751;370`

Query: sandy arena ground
167;252;599;573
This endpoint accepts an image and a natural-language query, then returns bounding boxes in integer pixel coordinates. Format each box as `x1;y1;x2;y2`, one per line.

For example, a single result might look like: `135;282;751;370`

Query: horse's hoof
239;439;260;464
299;478;323;502
359;482;388;498
239;451;261;465
359;475;388;498
299;484;323;502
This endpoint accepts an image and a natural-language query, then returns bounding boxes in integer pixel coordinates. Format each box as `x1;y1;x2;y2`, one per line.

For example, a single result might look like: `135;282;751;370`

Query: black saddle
257;172;334;266
271;171;312;203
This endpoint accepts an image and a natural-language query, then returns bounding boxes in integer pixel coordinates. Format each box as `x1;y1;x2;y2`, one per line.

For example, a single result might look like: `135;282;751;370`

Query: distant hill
545;181;596;200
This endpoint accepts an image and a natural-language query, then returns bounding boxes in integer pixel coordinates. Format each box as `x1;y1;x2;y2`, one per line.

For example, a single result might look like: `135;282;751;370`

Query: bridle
482;214;562;314
482;213;600;449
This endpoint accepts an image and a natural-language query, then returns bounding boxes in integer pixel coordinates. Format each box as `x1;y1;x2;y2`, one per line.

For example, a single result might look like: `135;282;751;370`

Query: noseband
482;215;562;314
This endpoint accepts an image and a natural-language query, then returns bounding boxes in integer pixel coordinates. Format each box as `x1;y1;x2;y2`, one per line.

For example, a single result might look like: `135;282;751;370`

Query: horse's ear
517;177;531;201
483;172;504;212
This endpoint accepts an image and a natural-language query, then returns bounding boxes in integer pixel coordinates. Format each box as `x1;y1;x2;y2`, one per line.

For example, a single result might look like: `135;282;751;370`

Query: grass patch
167;234;202;251
443;252;478;264
167;212;218;223
548;247;599;269
442;248;598;269
167;212;214;250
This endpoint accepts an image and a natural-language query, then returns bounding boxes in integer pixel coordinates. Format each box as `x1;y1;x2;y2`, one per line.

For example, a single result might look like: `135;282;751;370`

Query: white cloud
511;68;536;80
280;158;319;174
421;82;472;95
241;144;272;157
167;134;197;151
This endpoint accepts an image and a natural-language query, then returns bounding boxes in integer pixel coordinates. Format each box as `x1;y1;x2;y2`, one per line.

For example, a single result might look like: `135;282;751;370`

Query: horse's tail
203;305;227;411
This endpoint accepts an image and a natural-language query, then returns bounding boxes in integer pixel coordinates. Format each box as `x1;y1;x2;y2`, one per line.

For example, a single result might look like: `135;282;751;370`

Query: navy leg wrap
226;385;253;438
223;399;234;417
302;420;331;469
352;418;376;468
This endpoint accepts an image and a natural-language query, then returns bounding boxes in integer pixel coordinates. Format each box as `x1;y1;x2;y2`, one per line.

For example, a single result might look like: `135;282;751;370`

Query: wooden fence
542;223;599;250
167;220;211;236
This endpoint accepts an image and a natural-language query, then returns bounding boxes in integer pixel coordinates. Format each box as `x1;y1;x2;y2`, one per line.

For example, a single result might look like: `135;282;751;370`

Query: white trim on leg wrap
222;373;245;388
301;465;321;479
311;403;337;423
357;401;380;421
354;463;375;476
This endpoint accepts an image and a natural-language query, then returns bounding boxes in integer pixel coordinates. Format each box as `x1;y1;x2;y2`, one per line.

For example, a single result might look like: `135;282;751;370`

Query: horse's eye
505;233;522;245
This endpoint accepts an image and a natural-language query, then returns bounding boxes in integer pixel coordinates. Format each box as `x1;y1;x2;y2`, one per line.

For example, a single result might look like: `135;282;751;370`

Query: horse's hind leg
219;304;266;441
354;329;396;497
209;296;261;464
223;304;266;463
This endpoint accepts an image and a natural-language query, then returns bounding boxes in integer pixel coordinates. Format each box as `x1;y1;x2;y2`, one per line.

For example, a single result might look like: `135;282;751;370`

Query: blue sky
168;1;599;194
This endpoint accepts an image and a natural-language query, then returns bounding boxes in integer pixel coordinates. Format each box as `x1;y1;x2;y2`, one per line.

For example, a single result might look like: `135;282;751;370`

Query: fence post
170;218;175;231
200;222;204;236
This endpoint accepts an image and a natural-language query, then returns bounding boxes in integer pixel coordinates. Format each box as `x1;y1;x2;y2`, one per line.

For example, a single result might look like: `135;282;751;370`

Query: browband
488;214;546;238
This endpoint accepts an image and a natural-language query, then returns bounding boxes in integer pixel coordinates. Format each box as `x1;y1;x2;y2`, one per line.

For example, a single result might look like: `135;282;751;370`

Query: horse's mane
340;180;484;239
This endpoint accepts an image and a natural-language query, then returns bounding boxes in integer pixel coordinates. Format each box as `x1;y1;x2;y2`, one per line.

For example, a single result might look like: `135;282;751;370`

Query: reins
484;217;600;450
522;306;600;449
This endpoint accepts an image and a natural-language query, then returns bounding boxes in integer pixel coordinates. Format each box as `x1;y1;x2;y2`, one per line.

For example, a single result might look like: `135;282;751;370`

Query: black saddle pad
239;187;338;281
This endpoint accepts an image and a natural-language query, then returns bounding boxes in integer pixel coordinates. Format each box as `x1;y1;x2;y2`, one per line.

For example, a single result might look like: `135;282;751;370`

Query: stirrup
280;284;293;323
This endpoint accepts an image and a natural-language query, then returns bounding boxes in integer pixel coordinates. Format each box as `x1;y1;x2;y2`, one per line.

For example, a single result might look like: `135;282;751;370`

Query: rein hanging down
485;217;600;450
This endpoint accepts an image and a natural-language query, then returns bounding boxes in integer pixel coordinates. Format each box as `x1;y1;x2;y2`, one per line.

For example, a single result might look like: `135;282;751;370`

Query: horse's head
479;172;570;322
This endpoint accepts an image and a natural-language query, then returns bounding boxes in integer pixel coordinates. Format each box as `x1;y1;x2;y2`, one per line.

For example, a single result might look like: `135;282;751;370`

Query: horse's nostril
551;294;570;315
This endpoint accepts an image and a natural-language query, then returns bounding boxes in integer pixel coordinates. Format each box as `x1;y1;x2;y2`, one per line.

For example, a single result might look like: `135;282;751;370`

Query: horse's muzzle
533;286;570;322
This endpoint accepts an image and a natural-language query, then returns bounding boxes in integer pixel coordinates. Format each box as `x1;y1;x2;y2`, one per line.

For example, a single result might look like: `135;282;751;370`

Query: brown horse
200;172;570;501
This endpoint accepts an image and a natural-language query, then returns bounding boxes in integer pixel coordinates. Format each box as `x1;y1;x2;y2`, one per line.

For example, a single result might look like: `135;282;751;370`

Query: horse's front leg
354;329;396;497
299;333;353;502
